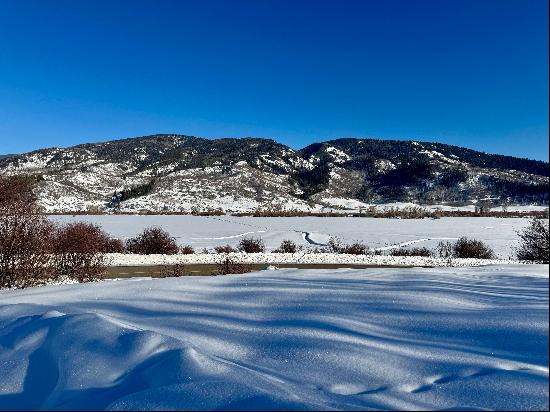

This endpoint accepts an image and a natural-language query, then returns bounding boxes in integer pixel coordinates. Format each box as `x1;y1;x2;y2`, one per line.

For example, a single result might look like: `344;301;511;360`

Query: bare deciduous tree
1;176;118;288
51;222;110;283
516;218;549;263
0;175;55;288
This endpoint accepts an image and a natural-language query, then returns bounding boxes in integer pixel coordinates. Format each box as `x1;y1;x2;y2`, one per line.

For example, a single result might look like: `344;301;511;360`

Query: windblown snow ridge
0;306;316;410
0;265;548;410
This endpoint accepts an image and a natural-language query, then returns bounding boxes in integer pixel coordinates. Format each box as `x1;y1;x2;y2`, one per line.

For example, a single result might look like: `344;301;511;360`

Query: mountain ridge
1;134;547;213
2;134;548;164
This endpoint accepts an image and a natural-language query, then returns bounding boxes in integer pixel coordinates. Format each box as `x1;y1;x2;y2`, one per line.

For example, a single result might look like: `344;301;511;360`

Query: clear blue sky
0;0;548;160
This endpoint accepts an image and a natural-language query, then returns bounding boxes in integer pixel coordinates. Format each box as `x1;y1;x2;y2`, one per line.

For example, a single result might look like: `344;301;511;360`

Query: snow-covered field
51;215;533;258
0;265;547;410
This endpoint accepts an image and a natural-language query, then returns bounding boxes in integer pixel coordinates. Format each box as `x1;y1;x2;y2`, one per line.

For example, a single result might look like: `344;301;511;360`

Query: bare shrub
191;206;225;216
516;218;549;263
272;240;297;253
0;175;55;288
51;223;110;282
215;244;237;253
180;245;195;255
237;237;265;253
103;238;125;253
159;264;188;277
125;227;178;254
342;242;369;255
327;237;343;253
327;238;368;255
0;174;38;208
452;237;495;259
437;241;454;259
390;247;433;257
217;256;252;275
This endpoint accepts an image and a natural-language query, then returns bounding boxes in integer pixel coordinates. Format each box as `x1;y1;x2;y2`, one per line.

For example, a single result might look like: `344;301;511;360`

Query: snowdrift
0;265;548;410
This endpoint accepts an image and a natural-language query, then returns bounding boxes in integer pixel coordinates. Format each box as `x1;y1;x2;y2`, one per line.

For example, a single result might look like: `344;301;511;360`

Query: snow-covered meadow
0;265;547;410
51;215;533;259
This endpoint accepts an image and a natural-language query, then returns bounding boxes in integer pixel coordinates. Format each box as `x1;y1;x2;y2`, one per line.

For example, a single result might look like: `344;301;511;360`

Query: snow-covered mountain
0;134;547;213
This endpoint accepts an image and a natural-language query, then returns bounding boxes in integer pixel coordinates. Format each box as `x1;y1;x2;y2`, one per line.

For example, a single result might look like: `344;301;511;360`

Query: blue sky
0;0;548;160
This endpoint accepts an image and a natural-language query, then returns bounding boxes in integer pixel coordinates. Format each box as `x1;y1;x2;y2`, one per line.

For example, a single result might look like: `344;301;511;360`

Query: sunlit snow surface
51;215;533;258
0;265;548;410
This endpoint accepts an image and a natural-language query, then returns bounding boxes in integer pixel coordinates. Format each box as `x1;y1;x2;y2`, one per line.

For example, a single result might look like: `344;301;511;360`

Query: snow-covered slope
1;134;547;213
0;265;547;410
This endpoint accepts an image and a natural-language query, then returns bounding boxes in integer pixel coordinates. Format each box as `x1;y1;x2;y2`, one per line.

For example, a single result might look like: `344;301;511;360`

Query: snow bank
0;265;547;410
106;252;514;267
